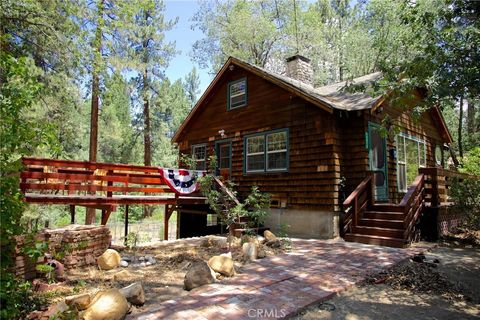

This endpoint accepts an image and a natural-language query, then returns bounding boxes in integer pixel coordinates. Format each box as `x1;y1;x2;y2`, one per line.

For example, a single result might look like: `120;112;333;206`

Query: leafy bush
450;177;480;230
0;274;47;319
459;147;480;176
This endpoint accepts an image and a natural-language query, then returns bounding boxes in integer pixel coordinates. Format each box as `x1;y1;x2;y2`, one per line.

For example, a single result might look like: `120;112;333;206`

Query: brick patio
132;239;430;320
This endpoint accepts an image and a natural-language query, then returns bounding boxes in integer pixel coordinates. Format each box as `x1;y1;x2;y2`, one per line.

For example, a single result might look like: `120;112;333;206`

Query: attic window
228;78;247;110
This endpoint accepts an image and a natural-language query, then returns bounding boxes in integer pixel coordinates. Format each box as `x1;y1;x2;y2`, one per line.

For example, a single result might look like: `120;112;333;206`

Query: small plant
36;264;56;283
278;222;290;238
24;241;48;262
0;273;48;319
72;280;87;294
244;186;270;230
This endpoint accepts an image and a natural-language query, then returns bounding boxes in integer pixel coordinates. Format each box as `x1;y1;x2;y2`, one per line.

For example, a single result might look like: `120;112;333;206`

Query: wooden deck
20;157;207;237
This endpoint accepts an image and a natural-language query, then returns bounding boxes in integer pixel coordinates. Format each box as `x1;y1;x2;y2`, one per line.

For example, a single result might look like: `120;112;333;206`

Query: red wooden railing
21;157;171;197
419;167;479;207
398;174;425;242
342;175;374;236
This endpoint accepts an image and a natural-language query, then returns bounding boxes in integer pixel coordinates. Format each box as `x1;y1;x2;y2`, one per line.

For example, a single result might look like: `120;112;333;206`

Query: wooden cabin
172;55;454;246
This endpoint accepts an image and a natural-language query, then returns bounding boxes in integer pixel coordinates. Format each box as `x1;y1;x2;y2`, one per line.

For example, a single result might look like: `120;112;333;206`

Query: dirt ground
291;244;480;320
59;235;285;317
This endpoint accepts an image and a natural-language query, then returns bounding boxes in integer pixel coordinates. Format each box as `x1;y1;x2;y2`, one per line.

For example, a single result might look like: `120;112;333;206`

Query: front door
215;141;232;180
368;122;388;201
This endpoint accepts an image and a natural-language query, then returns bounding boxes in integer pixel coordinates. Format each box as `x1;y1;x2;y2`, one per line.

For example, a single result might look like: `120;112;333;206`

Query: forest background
1;0;479;259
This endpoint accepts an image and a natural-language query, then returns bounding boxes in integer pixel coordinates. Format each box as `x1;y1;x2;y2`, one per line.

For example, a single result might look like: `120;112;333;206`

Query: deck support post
70;205;75;224
124;205;129;244
164;205;169;240
164;204;175;240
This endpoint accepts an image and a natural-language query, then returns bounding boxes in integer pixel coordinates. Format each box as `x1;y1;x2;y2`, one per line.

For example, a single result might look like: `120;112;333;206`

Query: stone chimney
285;55;313;86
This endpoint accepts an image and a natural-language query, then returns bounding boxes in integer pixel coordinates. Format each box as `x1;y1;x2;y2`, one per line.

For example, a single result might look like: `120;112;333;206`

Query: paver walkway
133;239;430;320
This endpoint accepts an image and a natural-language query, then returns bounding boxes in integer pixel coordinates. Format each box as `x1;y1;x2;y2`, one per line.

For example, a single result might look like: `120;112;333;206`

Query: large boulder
263;230;277;242
208;254;235;277
242;242;258;261
81;289;129;320
97;249;121;270
119;282;145;306
65;292;95;311
184;261;216;291
113;269;132;281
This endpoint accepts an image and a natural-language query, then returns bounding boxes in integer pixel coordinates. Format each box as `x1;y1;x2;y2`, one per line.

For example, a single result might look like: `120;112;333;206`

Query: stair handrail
398;173;425;242
342;175;374;235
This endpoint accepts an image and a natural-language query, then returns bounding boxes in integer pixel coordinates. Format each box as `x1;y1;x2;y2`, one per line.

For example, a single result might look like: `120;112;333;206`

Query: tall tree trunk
143;70;151;167
86;0;104;225
143;67;152;218
458;95;464;159
467;98;476;136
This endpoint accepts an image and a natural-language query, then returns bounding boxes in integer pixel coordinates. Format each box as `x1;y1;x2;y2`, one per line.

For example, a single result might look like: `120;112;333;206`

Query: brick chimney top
285;55;313;86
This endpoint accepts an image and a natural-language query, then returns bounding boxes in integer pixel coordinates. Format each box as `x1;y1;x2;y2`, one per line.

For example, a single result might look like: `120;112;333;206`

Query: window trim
227;77;247;110
191;143;207;171
244;128;289;174
396;133;427;193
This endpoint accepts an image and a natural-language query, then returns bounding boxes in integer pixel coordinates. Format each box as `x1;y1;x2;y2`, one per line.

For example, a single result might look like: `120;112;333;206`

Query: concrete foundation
266;208;339;239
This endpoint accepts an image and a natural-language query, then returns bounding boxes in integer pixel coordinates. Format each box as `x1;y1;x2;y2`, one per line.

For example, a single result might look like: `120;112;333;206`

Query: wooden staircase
342;174;425;248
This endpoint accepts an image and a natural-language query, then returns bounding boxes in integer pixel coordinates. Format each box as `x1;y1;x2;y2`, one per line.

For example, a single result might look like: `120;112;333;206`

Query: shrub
450;177;480;230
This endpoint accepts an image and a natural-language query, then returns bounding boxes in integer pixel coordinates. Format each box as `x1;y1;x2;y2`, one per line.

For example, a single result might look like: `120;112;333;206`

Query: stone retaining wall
13;225;111;280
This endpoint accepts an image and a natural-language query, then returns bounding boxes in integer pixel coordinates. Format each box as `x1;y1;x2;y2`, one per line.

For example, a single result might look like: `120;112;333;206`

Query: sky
163;1;212;94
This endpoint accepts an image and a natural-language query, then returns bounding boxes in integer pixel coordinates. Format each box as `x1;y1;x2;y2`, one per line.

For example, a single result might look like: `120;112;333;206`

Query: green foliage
36;264;55;283
244;186;271;229
24;241;48;263
0;53;57;269
0;273;48;320
450;177;480;230
459;147;480;176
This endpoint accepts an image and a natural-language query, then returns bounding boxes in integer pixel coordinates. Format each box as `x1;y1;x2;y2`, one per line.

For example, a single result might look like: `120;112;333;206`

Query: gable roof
173;57;382;142
172;57;452;144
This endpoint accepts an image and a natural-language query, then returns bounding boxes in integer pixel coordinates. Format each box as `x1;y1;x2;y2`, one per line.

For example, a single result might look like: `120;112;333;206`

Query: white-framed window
396;134;426;192
192;144;207;170
245;129;288;173
246;135;265;172
228;78;247;110
206;214;217;226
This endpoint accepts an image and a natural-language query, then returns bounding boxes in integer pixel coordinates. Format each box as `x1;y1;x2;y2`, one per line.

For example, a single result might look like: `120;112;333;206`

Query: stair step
344;233;407;248
364;211;405;220
358;218;404;229
353;226;404;238
370;204;404;213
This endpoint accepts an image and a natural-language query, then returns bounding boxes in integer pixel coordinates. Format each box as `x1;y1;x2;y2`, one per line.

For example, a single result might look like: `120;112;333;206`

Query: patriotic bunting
161;168;205;195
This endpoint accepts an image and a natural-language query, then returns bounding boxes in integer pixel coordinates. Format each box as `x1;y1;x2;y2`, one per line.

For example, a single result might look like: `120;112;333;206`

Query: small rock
119;282;145;306
264;230;277;242
41;301;72;319
220;252;232;258
139;256;145;262
81;289;129;320
146;262;152;266
65;292;94;310
227;235;242;247
147;257;156;264
97;249;121;270
433;258;440;264
265;239;282;248
184;261;216;291
140;262;146;267
122;256;132;263
113;269;132;281
412;254;426;263
257;248;267;259
120;260;129;267
242;242;258;261
208;255;235;277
